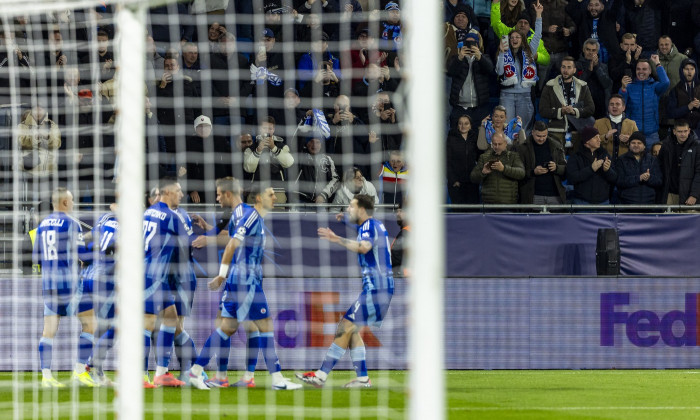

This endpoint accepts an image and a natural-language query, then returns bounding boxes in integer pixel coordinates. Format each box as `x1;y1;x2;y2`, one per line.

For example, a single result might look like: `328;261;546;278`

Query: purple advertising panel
4;276;700;371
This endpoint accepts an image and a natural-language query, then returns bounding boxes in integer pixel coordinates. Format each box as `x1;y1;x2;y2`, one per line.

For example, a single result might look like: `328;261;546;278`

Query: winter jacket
615;151;662;204
566;1;621;58
490;2;550;66
595;116;639;158
667;58;700;130
379;162;408;206
332;180;379;210
658;44;688;96
539;75;595;134
566;147;618;203
470;149;525;204
659;132;700;203
446;128;480;187
540;0;575;55
243;135;295;185
293;152;340;203
575;57;613;119
516;136;567;204
623;0;662;53
18;113;61;177
620;66;670;136
296;50;341;91
447;53;493;108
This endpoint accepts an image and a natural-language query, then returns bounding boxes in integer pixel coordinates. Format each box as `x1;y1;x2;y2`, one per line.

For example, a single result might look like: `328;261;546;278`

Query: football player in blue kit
142;178;194;387
297;194;394;388
83;203;119;387
35;187;99;388
188;185;301;390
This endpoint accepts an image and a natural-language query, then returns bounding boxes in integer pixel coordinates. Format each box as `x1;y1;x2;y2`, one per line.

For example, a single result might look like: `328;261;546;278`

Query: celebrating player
35;187;99;388
142;178;193;387
297;194;394;388
85;203;119;387
188;185;301;390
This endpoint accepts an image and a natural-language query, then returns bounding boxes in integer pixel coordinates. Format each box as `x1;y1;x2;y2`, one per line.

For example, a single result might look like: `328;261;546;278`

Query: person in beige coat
18;106;61;177
594;94;638;161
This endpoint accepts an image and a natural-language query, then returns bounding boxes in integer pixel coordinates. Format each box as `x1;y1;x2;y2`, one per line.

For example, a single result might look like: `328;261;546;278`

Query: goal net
0;0;443;418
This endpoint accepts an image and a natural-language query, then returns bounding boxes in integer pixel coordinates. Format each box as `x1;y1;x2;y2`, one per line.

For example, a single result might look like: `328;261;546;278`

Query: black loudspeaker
596;228;620;275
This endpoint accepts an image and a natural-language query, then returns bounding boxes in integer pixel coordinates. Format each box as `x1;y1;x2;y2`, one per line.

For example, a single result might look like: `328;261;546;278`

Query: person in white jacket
243;116;294;203
332;167;379;211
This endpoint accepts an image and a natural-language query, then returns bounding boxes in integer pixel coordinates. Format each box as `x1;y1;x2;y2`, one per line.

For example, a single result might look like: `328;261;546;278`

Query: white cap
194;115;212;129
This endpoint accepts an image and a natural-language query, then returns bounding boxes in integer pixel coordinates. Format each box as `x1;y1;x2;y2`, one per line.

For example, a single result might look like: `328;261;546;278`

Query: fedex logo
600;293;698;347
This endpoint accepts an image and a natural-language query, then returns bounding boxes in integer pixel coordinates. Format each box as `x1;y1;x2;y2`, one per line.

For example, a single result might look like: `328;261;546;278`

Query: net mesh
0;1;413;418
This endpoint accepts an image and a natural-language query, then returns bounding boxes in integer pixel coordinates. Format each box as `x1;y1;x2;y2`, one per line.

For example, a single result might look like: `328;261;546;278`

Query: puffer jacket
615;150;662;204
659;131;700;203
566;147;618;203
470;149;525;204
620;65;670;136
18;113;61;177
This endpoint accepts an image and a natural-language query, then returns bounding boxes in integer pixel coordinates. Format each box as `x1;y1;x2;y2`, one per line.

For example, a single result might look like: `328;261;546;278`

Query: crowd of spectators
446;0;700;210
5;0;700;211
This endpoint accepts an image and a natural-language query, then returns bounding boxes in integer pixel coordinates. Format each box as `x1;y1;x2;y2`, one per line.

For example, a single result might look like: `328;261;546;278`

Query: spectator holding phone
297;31;341;91
447;30;494;129
470;132;525;205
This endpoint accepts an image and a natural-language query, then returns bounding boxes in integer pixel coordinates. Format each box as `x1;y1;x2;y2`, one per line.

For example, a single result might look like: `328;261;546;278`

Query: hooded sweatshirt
667;58;700;129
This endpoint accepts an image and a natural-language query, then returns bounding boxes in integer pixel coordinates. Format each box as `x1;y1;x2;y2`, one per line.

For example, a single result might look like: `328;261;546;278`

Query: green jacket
471;149;526;204
491;2;550;66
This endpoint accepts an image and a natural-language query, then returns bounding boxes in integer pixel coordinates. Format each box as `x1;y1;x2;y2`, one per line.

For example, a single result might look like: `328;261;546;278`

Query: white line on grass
452;406;700;411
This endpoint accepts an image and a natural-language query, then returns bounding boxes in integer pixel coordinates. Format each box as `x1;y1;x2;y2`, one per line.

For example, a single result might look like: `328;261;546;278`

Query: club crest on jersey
361;232;370;239
237;227;246;236
261;308;267;314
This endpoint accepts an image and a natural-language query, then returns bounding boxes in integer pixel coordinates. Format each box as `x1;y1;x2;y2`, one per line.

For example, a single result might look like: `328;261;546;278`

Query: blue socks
157;326;175;368
260;332;281;374
247;331;261;373
194;328;230;371
350;346;367;377
93;328;115;370
174;331;196;372
39;337;53;370
320;343;346;374
144;329;152;371
78;332;94;365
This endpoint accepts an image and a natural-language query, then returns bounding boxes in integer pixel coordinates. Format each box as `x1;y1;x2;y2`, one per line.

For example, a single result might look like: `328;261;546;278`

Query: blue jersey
143;202;192;287
92;212;118;276
228;204;266;283
356;218;394;292
34;211;86;294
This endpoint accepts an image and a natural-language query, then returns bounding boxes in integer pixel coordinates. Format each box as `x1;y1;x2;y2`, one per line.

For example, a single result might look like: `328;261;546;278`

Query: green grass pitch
1;370;700;419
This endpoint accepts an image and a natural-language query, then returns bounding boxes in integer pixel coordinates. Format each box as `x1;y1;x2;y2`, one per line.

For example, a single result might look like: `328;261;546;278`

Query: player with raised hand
297;194;394;388
185;177;247;388
189;185;301;390
35;187;98;388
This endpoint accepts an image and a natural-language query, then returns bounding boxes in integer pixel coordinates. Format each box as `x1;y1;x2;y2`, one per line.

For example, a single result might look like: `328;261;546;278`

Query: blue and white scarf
250;64;283;87
313;108;331;139
501;48;537;88
483;117;523;144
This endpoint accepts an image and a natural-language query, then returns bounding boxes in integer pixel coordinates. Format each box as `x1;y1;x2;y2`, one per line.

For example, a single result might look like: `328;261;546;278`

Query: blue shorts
144;276;177;315
75;277;94;314
343;289;393;328
42;269;76;316
174;272;197;317
43;289;76;317
220;281;270;322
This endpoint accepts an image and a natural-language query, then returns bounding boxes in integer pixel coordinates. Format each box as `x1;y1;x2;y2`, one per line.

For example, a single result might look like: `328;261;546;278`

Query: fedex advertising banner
4;276;700;370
